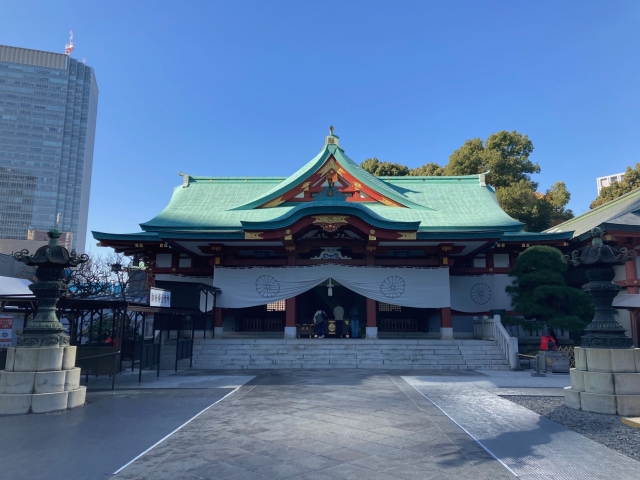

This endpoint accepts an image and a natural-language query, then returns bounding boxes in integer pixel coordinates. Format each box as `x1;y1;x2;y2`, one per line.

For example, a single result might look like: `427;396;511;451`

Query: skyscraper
0;44;98;253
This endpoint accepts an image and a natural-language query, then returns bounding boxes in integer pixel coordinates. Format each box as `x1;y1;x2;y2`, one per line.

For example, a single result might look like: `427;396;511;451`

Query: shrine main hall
93;129;571;341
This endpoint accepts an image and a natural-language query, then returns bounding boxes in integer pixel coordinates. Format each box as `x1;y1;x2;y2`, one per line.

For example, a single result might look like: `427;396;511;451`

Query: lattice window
266;300;286;311
378;302;401;312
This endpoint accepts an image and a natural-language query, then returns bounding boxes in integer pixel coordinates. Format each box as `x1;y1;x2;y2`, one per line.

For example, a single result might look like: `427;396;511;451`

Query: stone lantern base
0;346;86;414
564;347;640;416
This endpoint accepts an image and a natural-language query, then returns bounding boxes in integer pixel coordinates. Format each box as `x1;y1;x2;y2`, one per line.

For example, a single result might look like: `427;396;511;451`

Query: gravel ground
504;395;640;462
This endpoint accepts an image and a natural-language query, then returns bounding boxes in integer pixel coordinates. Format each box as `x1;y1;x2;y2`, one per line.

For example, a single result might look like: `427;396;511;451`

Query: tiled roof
100;134;526;238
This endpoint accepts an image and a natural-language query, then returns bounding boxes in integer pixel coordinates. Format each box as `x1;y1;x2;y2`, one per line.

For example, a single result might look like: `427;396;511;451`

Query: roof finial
323;125;342;151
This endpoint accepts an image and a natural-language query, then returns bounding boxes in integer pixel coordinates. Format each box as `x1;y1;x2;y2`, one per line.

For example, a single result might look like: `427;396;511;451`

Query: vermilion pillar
366;298;378;339
441;307;453;339
214;307;223;338
284;297;297;338
626;259;639;294
286;297;296;327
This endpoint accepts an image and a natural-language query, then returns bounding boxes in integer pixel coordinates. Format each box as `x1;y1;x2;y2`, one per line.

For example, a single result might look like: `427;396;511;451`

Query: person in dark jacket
314;310;328;338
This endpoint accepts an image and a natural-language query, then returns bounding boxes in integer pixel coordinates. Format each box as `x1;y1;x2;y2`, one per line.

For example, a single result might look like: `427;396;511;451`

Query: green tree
505;246;593;332
360;157;410;177
544;181;574;225
443;137;486;177
591;163;640;209
444;131;539;188
409;162;445;176
361;130;573;231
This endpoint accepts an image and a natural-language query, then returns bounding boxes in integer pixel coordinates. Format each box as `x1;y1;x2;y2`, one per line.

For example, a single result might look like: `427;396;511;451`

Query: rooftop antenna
65;30;74;55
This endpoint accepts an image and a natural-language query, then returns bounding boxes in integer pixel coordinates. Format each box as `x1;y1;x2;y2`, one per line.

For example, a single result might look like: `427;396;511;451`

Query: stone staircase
159;342;191;370
189;339;511;370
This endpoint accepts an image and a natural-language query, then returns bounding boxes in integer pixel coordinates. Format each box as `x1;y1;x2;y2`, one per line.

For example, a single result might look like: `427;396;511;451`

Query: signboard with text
0;316;13;348
150;288;171;308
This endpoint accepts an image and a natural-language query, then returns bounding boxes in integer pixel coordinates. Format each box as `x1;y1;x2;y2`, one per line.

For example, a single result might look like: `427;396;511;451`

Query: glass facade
0;45;98;252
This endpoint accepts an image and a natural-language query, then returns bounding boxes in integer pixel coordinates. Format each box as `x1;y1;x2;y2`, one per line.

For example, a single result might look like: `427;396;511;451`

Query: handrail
75;350;120;392
473;315;519;370
75;351;121;361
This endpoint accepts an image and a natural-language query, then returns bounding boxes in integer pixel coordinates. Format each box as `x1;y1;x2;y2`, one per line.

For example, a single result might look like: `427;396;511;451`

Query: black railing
139;343;161;383
0;349;7;370
175;339;193;372
75;349;121;391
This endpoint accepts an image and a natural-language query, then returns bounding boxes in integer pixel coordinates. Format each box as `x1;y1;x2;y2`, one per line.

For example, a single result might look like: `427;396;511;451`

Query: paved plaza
2;369;639;479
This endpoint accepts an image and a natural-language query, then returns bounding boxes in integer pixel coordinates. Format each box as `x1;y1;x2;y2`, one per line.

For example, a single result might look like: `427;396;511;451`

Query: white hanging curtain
449;274;514;313
213;265;450;309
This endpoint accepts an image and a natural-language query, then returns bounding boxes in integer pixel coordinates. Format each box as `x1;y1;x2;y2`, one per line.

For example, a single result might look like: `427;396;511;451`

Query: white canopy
0;276;32;296
450;274;514;313
613;293;640;308
213;265;450;309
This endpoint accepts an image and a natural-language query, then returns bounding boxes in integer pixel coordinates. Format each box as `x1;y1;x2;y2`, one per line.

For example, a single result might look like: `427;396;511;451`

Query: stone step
186;338;508;371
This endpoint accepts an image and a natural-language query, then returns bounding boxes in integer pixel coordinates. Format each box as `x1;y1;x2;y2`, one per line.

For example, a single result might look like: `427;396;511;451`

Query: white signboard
0;316;13;348
150;288;171;308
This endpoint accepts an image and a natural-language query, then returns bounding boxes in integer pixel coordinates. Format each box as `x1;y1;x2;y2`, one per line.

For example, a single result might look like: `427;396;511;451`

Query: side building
0;44;99;253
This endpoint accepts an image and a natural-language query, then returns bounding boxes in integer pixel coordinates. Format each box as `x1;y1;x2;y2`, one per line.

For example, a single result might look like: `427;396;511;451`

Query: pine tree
506;246;593;331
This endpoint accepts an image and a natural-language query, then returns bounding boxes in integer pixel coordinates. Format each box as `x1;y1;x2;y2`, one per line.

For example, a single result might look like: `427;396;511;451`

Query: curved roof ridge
240;201;422;231
229;148;331;210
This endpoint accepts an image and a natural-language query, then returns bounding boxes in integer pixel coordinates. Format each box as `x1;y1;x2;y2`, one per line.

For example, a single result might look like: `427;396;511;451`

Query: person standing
314;309;327;338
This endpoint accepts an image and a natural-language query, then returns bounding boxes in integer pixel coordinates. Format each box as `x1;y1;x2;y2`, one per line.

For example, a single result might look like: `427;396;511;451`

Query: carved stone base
0;346;86;414
581;334;634;349
17;331;70;348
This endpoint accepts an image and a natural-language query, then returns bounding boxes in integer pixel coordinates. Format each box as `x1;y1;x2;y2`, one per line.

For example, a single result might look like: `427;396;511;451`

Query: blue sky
1;1;639;253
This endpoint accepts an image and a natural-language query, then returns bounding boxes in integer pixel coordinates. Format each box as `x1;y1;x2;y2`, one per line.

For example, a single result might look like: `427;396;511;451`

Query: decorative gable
258;155;404;208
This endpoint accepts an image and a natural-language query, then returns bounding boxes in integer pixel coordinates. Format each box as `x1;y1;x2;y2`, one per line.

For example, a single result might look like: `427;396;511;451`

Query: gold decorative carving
244;231;264;240
312;215;349;233
319;158;340;177
284;235;293;241
369;235;377;241
313;215;348;224
285;229;291;234
302;182;310;191
369;229;375;235
353;182;362;190
261;196;285;208
398;232;417;240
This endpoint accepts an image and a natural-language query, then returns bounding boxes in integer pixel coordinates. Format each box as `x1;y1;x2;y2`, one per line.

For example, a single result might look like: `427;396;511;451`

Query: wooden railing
473;315;519;370
241;318;284;331
379;318;419;332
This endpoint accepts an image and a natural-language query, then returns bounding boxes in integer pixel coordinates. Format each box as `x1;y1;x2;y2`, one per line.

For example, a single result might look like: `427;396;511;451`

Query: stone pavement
82;368;254;390
406;371;640;479
116;370;515;479
0;385;235;480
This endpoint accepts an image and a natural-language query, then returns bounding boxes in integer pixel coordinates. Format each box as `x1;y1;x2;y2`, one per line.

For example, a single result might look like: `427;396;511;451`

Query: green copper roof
96;132;526;241
501;231;573;242
545;188;640;238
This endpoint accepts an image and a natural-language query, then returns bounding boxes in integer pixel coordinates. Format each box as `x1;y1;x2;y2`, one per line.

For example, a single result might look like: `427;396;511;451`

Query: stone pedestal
564;347;640;416
0;346;86;414
365;327;378;339
283;326;297;339
440;327;454;340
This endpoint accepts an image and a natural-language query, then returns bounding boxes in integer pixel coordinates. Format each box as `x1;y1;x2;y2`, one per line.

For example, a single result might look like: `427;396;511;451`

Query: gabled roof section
132;129;524;235
545;188;640;238
230;131;427;211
